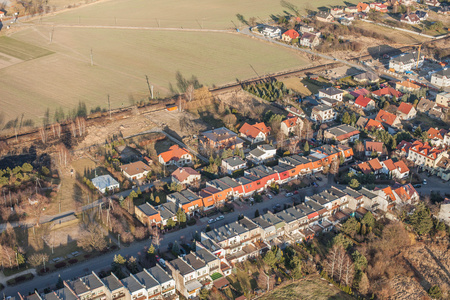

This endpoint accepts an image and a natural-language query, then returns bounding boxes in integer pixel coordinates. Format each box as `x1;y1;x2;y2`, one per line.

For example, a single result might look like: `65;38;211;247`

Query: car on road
215;215;224;222
413;184;422;188
286;192;293;197
267;194;273;199
208;218;215;224
423;179;427;185
312;182;318;187
157;257;166;268
317;177;323;181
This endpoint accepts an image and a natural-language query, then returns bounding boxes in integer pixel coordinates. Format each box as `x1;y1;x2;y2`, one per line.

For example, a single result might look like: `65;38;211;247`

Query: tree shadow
367;45;401;59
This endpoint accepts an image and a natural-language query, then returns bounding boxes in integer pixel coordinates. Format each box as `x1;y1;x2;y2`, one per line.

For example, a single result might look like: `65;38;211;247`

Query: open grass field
353;21;430;45
0;28;310;122
43;0;358;29
260;276;355;300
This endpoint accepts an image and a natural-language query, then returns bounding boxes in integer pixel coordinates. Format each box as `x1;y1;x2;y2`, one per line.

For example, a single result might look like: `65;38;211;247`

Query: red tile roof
397;102;414;115
282;29;300;39
355;95;373;108
159;145;190;163
357;162;372;174
372;87;402;98
365;141;383;153
397;81;420;90
396;140;412;153
365;119;384;131
409;141;443;160
394;160;409;174
253;122;270;135
375;109;398;127
383;159;396;171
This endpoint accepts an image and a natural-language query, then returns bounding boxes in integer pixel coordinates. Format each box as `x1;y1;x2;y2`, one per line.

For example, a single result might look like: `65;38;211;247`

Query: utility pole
108;94;111;119
90;48;93;66
156;18;160;27
50;25;54;43
145;75;153;99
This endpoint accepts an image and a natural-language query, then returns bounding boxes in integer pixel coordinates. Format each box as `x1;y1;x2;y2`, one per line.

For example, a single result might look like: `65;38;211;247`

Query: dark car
316;177;323;181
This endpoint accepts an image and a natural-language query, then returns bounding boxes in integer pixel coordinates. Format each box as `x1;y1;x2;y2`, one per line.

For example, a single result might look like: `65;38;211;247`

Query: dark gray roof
102;274;124;291
249;148;265;158
158;201;177;219
245;165;275;178
252;216;273;229
391;52;420;65
169;258;195;276
122;275;144;293
68;273;104;295
343;187;363;199
168;189;199;205
195;248;219;264
238;216;258;230
223;156;246;167
201;127;237;142
359;187;377;199
184;253;206;270
199;238;222;253
135;270;159;289
319;87;343;96
137;202;158;216
325;124;358;138
45;288;77;300
354;72;379;82
209;176;241;189
259;144;275;151
148;264;173;284
312;104;333;112
276;210;297;223
433;68;450;79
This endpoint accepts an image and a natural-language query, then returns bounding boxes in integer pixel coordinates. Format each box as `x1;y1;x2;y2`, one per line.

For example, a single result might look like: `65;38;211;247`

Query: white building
310;104;336;123
389;52;424;73
431;69;450;87
91;175;120;194
221;156;246;175
318;87;344;102
247;144;277;164
120;161;151;180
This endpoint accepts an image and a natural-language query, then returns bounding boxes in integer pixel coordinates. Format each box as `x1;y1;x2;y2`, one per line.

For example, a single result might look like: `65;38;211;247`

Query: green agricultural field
0;36;53;60
44;0;358;29
0;28;309;122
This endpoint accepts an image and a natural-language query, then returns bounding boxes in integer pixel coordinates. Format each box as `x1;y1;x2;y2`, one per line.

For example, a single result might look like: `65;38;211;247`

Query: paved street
3;175;335;296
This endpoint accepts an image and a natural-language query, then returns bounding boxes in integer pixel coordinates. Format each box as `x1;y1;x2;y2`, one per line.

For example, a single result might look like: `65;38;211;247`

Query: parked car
286;192;294;197
312;182;318;187
215;215;224;221
413;184;422;188
267;194;273;199
317;177;323;181
208;218;215;224
157;258;166;268
293;190;299;195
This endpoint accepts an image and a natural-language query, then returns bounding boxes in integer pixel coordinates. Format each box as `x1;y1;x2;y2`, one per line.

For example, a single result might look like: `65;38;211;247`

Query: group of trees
243;81;292;102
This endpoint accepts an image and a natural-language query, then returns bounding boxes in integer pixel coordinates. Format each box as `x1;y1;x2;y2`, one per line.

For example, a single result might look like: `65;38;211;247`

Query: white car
286;192;293;197
215;215;224;221
208;219;215;224
267;194;273;199
423;179;427;185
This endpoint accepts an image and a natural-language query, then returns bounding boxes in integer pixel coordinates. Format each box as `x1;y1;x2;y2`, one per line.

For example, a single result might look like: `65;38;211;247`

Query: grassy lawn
353;21;429;45
280;77;312;96
260;276;355;300
2;29;310;122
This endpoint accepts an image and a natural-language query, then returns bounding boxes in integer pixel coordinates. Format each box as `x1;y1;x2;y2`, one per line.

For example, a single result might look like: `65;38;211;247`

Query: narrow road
3;176;335;296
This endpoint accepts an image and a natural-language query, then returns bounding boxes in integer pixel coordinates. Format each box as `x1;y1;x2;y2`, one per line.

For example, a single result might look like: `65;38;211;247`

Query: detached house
396;81;421;93
372;87;402;99
300;32;320;48
400;13;420;25
316;11;334;22
281;116;302;136
323;124;360;144
375;109;401;129
158;145;193;167
396;102;417;120
172;167;201;186
357;2;370;12
354;95;376;110
431;69;450;87
389;52;424;72
135;203;161;226
425;0;440;6
281;29;300;42
427;128;448;147
222;156;246;175
381;159;410;179
311;104;336;123
365;141;384;157
120;161;151;180
239;122;270;144
318;87;344;102
200;127;244;151
365;119;385;131
369;2;388;12
247;144;277;164
436;92;450;108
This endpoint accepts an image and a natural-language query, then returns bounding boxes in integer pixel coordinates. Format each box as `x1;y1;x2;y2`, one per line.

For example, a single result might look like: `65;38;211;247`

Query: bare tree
326;245;340;279
185;84;194;102
70;121;77;138
330;157;339;176
343;255;354;287
28;253;49;268
52;123;62;139
39;127;47;144
76;117;86;137
151;226;162;249
77;223;107;252
57;143;70;168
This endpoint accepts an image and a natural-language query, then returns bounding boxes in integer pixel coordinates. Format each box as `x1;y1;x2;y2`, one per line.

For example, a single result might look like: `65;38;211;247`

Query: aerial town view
0;0;449;299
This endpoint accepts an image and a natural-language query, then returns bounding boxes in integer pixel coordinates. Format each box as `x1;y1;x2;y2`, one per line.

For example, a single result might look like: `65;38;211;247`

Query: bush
68;259;78;264
187;218;197;226
55;262;67;268
6;273;34;286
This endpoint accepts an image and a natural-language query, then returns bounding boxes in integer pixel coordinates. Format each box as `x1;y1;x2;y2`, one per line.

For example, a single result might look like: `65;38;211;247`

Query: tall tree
77;223;107;252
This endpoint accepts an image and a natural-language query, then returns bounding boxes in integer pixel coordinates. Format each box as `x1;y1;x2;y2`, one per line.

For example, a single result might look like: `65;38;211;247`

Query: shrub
39;267;50;273
68;259;78;264
55;262;67;268
187;218;196;226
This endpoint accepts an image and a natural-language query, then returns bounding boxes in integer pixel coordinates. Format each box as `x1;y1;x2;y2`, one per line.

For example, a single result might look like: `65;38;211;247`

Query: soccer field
0;28;309;122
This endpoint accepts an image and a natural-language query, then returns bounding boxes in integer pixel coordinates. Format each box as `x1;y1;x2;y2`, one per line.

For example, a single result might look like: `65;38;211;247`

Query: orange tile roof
365;119;384;131
159;145;190;163
282;117;298;129
375;109;398;127
397;102;414;115
357;162;372;174
394;160;409;174
427;127;447;140
365;141;383;153
120;161;151;176
239;122;269;139
409;141;443;160
355;95;373;108
382;186;395;201
368;158;383;171
357;2;369;11
397;81;420;90
396;140;412;153
372;87;402;98
383;159;396;171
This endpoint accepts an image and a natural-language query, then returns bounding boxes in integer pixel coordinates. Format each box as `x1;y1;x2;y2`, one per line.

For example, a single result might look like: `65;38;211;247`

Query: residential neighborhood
0;0;449;299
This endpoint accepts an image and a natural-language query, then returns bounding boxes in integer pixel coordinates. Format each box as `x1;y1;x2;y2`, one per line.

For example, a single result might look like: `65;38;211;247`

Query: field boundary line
38;24;233;33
